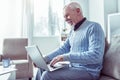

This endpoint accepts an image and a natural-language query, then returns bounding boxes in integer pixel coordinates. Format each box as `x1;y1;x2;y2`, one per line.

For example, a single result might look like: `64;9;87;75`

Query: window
0;0;71;52
33;0;70;36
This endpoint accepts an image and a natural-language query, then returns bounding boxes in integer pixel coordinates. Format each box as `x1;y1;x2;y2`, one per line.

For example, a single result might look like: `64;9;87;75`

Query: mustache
66;19;71;22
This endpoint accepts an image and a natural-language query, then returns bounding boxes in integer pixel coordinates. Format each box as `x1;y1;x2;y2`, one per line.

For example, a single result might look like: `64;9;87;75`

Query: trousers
35;67;94;80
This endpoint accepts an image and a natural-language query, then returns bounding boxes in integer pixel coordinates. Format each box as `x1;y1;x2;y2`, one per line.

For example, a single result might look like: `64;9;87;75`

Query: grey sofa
99;36;120;80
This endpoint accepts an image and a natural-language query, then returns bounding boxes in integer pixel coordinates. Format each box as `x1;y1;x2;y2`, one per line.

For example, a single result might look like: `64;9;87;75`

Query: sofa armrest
11;60;29;65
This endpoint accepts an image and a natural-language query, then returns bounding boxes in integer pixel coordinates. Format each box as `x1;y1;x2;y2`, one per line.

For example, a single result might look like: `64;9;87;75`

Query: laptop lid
25;45;70;71
25;45;49;71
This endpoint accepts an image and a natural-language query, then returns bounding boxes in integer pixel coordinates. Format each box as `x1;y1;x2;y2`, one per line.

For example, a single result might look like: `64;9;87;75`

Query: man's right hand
50;55;64;67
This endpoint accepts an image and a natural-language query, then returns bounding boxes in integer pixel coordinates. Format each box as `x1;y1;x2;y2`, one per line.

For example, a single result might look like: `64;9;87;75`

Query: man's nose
66;16;70;21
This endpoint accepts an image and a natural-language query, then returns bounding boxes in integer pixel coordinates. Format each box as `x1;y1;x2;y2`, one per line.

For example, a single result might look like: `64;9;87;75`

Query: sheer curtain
0;0;28;53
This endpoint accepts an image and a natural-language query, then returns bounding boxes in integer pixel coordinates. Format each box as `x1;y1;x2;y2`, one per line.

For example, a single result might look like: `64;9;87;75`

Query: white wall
118;0;120;12
104;0;118;37
89;0;118;37
89;0;105;33
32;36;60;55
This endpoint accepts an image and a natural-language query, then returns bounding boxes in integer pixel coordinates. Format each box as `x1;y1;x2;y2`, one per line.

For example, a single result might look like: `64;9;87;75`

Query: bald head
63;2;84;26
64;2;83;16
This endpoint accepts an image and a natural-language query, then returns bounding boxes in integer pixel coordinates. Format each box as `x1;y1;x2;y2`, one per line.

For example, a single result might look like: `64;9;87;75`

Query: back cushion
2;38;28;60
101;36;120;79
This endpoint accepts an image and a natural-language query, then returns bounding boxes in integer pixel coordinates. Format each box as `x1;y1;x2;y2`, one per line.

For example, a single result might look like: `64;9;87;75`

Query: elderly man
36;2;105;80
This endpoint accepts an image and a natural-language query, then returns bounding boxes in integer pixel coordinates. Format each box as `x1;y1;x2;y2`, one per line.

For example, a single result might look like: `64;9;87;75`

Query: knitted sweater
46;20;105;79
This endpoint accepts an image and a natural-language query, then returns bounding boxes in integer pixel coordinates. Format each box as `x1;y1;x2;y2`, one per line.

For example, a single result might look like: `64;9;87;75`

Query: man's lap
39;67;93;80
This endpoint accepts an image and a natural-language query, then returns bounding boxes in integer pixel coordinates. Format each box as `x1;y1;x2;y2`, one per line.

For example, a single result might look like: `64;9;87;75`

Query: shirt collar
74;17;86;31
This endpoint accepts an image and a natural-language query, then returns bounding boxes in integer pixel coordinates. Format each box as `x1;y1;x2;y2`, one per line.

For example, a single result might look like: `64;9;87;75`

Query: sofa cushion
101;36;120;79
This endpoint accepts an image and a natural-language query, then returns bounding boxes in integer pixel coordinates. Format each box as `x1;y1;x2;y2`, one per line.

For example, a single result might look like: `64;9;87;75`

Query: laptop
25;45;69;71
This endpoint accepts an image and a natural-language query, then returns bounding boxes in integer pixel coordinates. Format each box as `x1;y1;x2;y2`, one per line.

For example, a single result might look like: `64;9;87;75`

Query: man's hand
50;55;64;67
